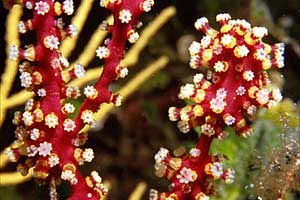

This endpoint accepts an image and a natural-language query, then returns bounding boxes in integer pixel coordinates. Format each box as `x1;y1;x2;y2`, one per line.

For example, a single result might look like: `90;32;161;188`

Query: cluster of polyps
151;14;284;199
5;0;153;199
151;145;235;200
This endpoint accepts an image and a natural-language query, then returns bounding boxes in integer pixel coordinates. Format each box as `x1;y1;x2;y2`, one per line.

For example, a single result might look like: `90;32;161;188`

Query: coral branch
121;6;176;66
0;168;33;186
69;15;113;68
3;0;154;199
59;0;95;57
152;13;285;199
0;5;22;126
71;0;156;134
6;91;33;109
1;56;168;172
0;152;9;169
129;182;148;200
5;5;173;110
82;56;169;133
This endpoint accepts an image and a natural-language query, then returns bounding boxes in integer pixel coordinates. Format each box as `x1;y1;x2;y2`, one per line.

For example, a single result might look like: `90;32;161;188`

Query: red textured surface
154;14;284;199
7;0;150;199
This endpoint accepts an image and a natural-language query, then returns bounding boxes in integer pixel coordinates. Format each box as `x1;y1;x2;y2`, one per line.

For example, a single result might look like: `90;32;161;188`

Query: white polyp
63;0;74;15
74;63;85;78
119;9;132;23
154;147;169;163
96;46;110;59
179;84;195;99
9;45;19;60
128;32;139;43
38;142;53;157
35;1;50;15
194;17;208;30
189;41;201;55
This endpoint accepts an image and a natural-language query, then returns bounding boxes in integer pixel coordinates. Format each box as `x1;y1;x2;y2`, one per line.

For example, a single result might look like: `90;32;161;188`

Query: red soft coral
152;13;284;200
5;0;154;199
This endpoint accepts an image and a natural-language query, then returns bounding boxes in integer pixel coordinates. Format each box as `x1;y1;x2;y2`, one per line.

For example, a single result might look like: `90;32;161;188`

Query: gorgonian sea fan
151;13;284;200
4;0;154;199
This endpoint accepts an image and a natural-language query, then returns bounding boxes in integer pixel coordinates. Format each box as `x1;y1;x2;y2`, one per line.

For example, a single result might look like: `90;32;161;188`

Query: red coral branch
5;0;154;199
71;0;153;136
152;13;285;200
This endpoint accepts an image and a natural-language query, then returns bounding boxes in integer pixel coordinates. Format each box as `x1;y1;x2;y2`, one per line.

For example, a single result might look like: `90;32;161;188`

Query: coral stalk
152;13;285;200
4;0;154;199
0;5;22;126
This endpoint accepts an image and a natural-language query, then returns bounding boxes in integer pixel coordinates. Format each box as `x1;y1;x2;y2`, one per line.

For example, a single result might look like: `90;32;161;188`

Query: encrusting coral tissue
4;0;154;199
151;13;284;200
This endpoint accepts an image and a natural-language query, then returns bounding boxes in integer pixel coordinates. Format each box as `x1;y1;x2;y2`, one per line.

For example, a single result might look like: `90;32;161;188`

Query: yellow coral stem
70;16;113;68
118;56;169;100
0;5;22;126
129;182;147;200
0;151;9;169
0;143;23;169
6;67;100;107
69;68;103;86
121;6;176;67
0;168;33;186
59;0;95;57
94;56;169;121
80;56;169;133
6;91;34;109
6;68;102;109
101;181;111;200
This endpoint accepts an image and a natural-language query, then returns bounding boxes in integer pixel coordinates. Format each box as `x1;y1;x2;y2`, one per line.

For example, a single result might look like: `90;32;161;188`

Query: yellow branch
101;181;111;200
59;0;95;57
0;142;23;169
0;150;9;169
117;56;169;100
6;91;33;109
128;182;147;200
0;162;112;187
70;16;113;68
0;5;22;126
0;167;112;188
80;56;169;133
70;68;103;86
0;168;33;186
120;6;176;67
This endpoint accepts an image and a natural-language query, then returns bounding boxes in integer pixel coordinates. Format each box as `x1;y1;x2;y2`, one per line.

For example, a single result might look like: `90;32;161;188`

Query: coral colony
151;14;284;199
3;0;286;199
5;0;154;199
